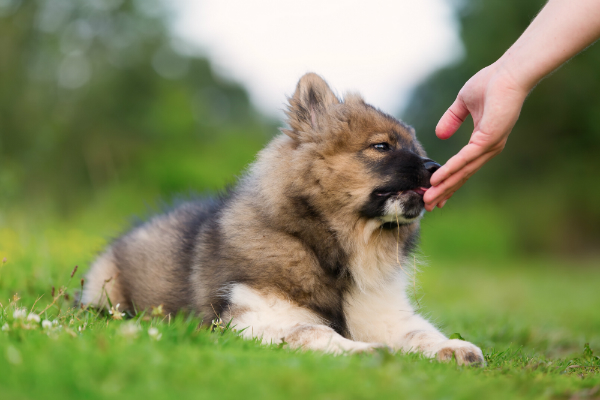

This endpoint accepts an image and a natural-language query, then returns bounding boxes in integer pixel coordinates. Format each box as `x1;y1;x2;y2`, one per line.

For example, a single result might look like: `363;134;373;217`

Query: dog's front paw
435;339;485;366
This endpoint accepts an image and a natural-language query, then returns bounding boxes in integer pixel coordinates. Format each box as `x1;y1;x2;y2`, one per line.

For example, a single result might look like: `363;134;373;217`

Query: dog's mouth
370;186;429;224
374;187;428;198
360;185;430;223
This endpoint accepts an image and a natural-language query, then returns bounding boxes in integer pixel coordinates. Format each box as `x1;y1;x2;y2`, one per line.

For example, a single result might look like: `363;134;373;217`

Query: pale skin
424;0;600;211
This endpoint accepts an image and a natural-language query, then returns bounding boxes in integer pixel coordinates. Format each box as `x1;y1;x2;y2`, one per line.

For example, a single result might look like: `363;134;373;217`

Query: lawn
1;203;599;400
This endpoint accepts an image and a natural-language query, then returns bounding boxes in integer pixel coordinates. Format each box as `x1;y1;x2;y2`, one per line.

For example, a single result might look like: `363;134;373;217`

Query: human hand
423;63;530;211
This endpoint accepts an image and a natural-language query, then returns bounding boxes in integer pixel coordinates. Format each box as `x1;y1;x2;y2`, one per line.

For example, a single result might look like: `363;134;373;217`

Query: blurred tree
0;0;270;213
402;0;600;254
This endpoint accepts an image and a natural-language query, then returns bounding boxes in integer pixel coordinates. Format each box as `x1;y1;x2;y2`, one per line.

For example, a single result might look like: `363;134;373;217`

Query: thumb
435;97;470;140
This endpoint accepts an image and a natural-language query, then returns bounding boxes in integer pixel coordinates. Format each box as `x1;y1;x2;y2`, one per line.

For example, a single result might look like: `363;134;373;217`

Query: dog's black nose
423;159;441;174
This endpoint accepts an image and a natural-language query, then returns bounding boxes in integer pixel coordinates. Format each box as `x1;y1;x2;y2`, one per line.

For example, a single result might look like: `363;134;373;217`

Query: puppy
83;73;484;364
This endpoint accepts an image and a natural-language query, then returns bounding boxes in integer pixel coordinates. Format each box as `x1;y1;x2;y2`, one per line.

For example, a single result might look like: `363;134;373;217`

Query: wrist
489;57;535;97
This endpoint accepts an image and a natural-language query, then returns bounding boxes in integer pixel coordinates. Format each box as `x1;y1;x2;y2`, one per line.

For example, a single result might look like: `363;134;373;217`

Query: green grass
1;204;599;400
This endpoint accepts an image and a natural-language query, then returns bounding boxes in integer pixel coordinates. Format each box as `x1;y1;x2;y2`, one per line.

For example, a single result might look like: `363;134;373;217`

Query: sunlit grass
1;197;599;399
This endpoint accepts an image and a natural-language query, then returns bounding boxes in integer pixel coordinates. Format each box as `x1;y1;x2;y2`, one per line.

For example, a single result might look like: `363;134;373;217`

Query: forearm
498;0;600;92
426;0;600;210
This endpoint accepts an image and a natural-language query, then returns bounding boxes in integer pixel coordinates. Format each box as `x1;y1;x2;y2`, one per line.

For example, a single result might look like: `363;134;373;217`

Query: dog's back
82;199;220;313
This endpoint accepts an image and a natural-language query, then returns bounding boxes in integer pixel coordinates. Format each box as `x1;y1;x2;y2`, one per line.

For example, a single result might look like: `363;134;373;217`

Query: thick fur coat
82;73;484;364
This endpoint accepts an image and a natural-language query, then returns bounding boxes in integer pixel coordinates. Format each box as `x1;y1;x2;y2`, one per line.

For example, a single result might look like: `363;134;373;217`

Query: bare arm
424;0;600;211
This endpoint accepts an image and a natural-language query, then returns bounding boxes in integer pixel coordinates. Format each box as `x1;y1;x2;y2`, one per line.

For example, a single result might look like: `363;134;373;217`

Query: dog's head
282;73;439;228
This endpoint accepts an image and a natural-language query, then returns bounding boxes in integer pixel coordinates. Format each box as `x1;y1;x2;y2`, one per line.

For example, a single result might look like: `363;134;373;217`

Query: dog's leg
222;284;386;355
282;324;388;354
82;249;126;310
345;276;485;365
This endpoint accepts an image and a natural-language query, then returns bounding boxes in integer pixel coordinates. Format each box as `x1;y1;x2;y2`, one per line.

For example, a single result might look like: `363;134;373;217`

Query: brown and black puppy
83;73;484;364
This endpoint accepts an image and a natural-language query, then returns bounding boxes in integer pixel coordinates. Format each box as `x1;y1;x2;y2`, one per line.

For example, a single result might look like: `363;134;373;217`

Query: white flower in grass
148;327;162;341
109;304;126;320
42;320;52;329
27;313;41;323
12;308;27;320
2;323;9;331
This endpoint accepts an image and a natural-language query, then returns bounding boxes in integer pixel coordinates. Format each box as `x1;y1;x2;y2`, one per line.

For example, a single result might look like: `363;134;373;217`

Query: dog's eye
372;143;391;152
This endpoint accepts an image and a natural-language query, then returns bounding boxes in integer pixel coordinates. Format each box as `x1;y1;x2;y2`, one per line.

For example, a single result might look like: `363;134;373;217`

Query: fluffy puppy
82;73;484;365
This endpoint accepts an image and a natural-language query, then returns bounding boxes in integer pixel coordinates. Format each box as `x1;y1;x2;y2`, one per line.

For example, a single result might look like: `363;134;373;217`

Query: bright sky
173;0;463;119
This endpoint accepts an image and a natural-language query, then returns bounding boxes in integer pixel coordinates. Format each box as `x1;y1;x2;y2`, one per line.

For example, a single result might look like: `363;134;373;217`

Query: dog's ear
283;73;340;141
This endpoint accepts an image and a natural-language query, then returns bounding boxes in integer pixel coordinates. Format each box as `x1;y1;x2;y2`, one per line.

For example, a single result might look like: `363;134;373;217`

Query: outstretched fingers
424;144;498;210
429;142;486;187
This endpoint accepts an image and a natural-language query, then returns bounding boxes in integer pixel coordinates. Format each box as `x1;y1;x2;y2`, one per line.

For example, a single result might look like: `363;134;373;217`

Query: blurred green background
0;0;599;267
1;4;599;398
